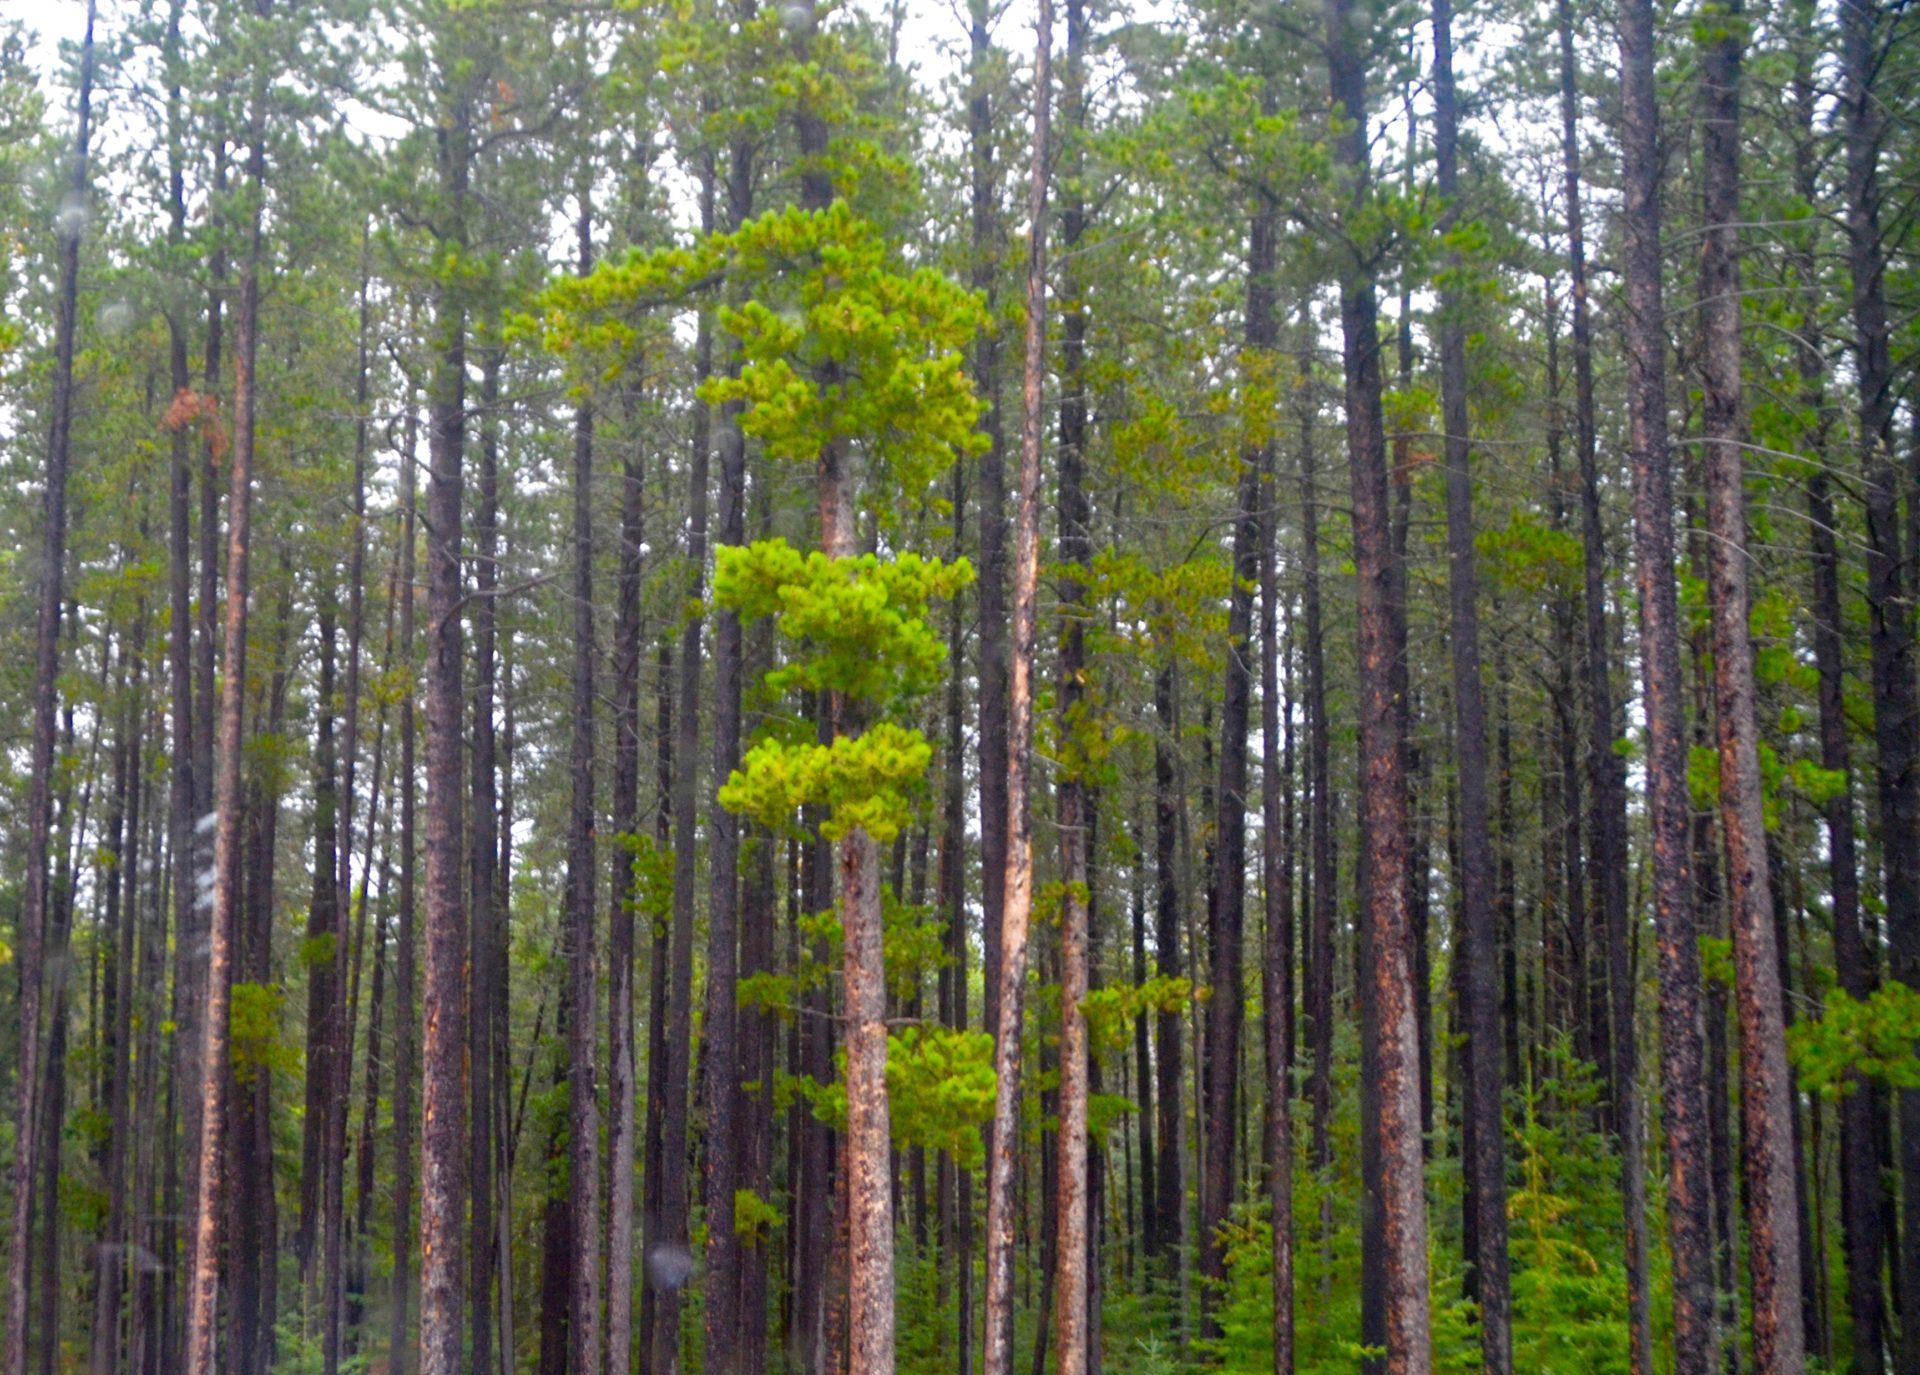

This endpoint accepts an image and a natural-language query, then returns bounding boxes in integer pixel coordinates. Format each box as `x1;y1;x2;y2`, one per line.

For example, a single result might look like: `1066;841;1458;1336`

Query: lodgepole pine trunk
1559;0;1653;1363
1793;12;1883;1364
184;11;268;1362
1261;439;1294;1375
469;344;502;1375
1430;1;1511;1364
1618;0;1716;1369
703;124;755;1375
984;9;1050;1369
418;103;473;1375
565;181;604;1375
1695;15;1806;1369
652;156;715;1375
1841;7;1920;1359
5;8;94;1370
606;373;647;1375
391;400;420;1375
1321;0;1433;1365
1200;63;1275;1344
1054;1;1092;1367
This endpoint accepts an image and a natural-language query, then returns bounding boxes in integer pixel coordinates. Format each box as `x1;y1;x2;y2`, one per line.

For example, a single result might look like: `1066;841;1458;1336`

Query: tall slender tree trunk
469;344;502;1375
418;76;473;1368
158;4;197;1366
1558;1;1652;1362
653;155;715;1375
565;183;605;1375
184;12;268;1362
1261;443;1294;1375
1054;4;1092;1368
971;0;1010;1067
606;378;647;1375
703;128;756;1375
940;457;976;1375
321;233;375;1375
235;574;293;1375
1618;2;1715;1369
5;10;94;1369
1841;9;1920;1361
984;12;1050;1369
1152;659;1186;1298
1321;1;1431;1365
300;599;342;1282
392;400;421;1375
1199;65;1273;1344
1300;342;1336;1241
1696;18;1806;1369
1430;3;1510;1364
92;602;146;1375
1793;16;1882;1365
641;626;673;1368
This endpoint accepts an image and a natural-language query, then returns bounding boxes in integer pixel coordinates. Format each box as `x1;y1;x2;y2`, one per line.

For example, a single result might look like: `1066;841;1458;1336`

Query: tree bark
392;399;421;1375
652;157;714;1375
1842;9;1920;1361
1321;0;1432;1365
984;12;1049;1369
1199;65;1274;1342
1696;17;1806;1368
1430;2;1510;1364
5;9;94;1369
300;598;342;1282
1055;3;1092;1368
564;183;605;1375
1618;1;1716;1368
418;74;473;1369
1557;3;1653;1364
184;12;267;1362
606;370;647;1375
1793;14;1882;1363
469;342;502;1375
704;126;756;1375
1261;438;1293;1375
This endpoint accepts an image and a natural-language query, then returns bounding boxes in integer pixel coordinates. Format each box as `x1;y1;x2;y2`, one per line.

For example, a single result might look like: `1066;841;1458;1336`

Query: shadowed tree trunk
1618;0;1715;1368
5;9;94;1370
1430;2;1510;1364
299;598;341;1284
1841;8;1920;1361
418;62;474;1369
1793;10;1883;1363
184;8;268;1363
1695;16;1806;1369
566;185;604;1375
1200;59;1274;1344
1321;0;1432;1365
606;360;647;1375
391;398;420;1375
469;339;502;1375
1558;1;1653;1364
1262;436;1294;1375
652;151;715;1375
704;122;755;1375
156;2;197;1364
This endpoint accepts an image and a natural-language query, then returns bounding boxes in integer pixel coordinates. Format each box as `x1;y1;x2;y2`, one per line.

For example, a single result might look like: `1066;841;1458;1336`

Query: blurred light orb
97;299;132;337
778;3;812;35
644;1242;695;1292
55;196;88;241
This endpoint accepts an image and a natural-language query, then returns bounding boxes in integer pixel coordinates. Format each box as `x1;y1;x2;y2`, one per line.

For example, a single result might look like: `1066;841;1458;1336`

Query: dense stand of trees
3;0;1920;1372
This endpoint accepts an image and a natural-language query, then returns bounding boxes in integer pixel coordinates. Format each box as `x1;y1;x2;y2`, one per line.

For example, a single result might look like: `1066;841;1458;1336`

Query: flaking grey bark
1617;0;1716;1368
